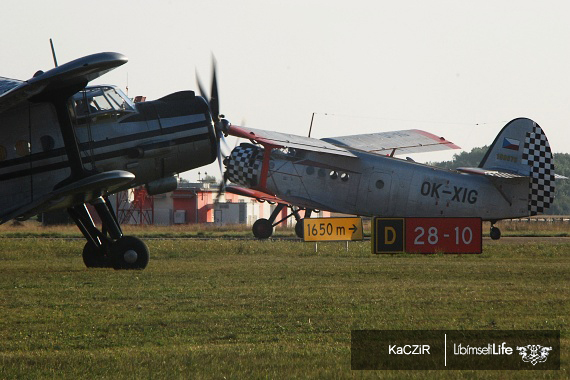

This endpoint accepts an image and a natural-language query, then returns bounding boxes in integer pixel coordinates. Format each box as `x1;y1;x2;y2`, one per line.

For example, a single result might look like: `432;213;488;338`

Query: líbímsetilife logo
516;345;553;366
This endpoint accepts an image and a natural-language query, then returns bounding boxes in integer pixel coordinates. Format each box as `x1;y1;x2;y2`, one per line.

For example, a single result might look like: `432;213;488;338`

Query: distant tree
203;175;218;183
427;146;488;170
427;147;570;215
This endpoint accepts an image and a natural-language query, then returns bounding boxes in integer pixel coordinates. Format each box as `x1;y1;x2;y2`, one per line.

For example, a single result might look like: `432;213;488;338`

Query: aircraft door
364;172;397;216
29;103;67;200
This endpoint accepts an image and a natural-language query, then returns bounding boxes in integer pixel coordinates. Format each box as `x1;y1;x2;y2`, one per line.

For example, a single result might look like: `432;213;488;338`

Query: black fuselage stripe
0;119;211;170
0;132;212;182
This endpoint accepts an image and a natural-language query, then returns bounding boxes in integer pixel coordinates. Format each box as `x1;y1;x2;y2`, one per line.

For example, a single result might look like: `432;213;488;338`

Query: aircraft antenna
49;38;58;67
308;112;316;137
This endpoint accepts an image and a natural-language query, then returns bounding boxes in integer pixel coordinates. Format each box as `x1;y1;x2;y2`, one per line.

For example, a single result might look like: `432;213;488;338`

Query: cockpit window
72;86;135;120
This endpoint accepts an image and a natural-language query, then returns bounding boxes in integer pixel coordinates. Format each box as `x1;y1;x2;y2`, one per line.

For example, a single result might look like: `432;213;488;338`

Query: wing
0;170;135;223
225;185;287;204
0;52;127;114
227;125;357;157
322;129;460;155
225;185;337;211
227;125;459;157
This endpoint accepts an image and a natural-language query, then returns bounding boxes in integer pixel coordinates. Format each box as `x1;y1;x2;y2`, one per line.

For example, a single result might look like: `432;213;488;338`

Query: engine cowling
225;143;264;187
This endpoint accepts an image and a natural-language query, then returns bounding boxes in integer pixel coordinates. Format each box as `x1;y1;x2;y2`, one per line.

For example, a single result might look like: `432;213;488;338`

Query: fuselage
0;85;216;213
263;149;529;221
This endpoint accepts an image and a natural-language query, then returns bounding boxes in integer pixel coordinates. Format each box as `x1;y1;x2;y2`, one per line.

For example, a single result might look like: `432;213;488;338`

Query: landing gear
294;209;311;239
295;221;304;239
490;224;501;240
251;204;312;239
82;242;108;268
69;196;149;270
111;236;149;270
252;219;274;239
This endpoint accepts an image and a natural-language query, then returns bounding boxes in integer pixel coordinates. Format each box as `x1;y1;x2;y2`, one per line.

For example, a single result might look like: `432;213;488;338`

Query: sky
2;0;570;181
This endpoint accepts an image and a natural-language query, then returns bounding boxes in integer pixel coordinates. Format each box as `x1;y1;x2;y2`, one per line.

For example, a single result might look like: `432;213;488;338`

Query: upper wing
322;129;460;155
227;125;459;157
227;125;357;157
0;52;127;114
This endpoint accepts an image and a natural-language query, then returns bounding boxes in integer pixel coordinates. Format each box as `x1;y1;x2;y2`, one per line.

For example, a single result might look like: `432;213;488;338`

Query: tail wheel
111;236;150;270
252;219;273;239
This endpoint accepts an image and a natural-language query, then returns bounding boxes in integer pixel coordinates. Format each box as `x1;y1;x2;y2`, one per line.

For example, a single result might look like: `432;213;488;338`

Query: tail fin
479;118;556;215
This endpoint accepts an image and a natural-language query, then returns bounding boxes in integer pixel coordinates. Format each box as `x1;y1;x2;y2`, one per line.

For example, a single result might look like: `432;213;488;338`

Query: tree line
428;147;570;215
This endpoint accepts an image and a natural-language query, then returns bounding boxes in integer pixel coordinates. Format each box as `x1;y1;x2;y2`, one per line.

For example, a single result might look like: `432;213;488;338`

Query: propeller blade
195;70;208;100
210;58;219;121
220;133;231;155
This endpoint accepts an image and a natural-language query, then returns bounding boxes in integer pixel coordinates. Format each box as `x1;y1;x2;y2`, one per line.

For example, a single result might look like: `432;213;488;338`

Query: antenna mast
49;38;58;67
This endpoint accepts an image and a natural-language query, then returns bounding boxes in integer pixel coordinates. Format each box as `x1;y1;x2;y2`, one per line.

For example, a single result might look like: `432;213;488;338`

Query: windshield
72;85;135;118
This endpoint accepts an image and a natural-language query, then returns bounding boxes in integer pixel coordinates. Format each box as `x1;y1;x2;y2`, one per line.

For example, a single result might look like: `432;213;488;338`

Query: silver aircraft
218;118;564;239
0;52;225;269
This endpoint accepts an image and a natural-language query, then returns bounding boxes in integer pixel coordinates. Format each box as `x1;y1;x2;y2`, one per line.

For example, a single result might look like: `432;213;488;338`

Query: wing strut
52;98;88;183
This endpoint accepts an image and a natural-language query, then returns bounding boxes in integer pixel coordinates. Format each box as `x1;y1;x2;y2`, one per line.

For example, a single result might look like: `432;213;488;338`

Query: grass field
0;226;568;378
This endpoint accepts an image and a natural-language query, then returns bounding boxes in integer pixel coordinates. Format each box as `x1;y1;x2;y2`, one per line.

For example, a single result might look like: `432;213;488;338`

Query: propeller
195;58;231;198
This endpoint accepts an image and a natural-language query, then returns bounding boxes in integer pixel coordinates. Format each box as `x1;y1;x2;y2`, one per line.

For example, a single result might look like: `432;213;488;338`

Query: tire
82;242;109;268
111;236;150;270
295;220;304;239
490;227;501;240
252;219;273;239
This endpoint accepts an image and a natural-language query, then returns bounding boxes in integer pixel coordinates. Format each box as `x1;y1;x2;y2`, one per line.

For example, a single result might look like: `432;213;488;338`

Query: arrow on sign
349;224;358;233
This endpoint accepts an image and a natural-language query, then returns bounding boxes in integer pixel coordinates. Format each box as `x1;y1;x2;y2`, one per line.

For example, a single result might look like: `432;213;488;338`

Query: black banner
351;330;560;370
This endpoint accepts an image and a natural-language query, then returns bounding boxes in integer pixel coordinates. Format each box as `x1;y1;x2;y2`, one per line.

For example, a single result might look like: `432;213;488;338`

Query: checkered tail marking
226;145;264;187
521;124;555;215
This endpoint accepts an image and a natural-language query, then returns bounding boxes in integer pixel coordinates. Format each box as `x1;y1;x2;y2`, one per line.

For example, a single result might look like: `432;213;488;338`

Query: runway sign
372;217;482;254
304;217;363;242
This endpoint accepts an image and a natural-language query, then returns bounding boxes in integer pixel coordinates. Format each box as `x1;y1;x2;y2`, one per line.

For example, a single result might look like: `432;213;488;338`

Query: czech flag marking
502;137;520;151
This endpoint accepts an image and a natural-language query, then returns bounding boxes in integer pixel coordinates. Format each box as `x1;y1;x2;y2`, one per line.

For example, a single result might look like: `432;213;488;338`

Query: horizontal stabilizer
457;167;526;179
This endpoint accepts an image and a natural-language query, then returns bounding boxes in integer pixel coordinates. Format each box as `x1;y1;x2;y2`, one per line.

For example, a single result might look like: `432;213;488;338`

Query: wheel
490;226;501;240
252;218;273;239
295;220;304;239
82;242;110;268
111;236;150;270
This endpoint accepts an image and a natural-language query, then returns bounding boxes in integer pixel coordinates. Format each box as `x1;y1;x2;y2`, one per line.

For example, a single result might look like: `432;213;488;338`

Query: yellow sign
304;217;363;241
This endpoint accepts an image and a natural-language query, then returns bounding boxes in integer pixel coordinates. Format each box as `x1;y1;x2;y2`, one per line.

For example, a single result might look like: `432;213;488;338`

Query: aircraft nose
224;144;264;187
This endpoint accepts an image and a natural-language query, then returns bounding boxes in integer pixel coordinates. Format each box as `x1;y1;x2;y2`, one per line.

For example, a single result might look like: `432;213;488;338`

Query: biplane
0;52;225;269
219;118;564;239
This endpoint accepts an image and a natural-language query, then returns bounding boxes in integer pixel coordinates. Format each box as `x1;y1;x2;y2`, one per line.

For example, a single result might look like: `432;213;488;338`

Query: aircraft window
40;135;55;152
306;166;315;175
105;87;135;111
330;171;338;179
376;180;385;189
15;140;30;156
72;86;134;121
0;146;6;161
341;173;349;181
91;94;114;112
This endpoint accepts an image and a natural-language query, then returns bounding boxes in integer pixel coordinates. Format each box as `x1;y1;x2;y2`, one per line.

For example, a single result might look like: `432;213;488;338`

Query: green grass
0;238;568;379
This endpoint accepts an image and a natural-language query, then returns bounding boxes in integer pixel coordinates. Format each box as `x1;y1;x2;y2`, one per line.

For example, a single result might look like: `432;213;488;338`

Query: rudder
479;118;556;215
